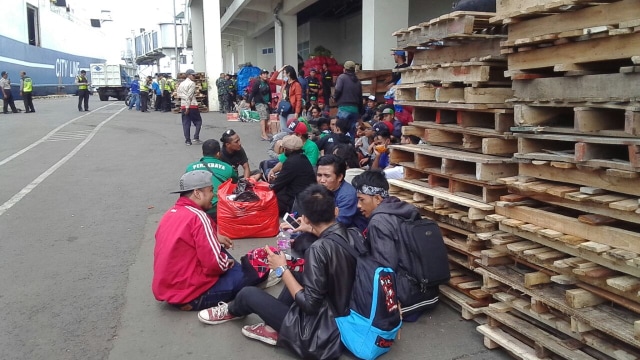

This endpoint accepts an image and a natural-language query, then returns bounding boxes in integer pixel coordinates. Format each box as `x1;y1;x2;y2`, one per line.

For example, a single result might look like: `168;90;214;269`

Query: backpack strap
326;231;360;259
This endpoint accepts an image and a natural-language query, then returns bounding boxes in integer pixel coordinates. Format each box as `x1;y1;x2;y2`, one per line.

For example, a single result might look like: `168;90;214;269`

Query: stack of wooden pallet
172;71;209;113
388;11;519;322
470;0;640;358
356;70;392;102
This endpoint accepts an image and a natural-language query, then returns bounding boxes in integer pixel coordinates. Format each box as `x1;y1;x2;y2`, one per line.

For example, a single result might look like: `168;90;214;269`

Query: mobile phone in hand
283;212;300;229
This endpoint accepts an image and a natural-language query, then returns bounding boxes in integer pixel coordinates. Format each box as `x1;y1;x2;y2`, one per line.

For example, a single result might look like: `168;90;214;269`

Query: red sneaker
197;302;242;325
241;323;278;346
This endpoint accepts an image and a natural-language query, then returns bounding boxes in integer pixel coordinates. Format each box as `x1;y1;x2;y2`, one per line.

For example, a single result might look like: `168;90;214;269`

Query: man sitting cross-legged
197;184;357;359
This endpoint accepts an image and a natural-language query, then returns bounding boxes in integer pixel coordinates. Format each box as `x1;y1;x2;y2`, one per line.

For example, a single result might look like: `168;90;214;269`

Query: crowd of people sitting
152;56;450;360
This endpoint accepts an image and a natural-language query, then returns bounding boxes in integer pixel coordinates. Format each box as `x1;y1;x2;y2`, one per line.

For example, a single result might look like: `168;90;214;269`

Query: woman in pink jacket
270;65;303;132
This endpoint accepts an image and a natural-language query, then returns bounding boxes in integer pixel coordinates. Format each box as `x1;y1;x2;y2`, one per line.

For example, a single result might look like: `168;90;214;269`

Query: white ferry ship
1;0;108;96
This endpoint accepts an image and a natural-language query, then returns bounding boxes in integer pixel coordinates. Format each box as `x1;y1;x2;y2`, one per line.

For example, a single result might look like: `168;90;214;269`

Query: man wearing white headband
352;170;443;322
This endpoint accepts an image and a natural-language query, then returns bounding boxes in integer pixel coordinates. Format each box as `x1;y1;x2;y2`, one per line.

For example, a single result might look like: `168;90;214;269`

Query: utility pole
172;0;179;77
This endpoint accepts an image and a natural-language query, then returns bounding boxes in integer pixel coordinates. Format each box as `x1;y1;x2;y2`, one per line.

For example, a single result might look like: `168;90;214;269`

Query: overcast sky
72;0;183;62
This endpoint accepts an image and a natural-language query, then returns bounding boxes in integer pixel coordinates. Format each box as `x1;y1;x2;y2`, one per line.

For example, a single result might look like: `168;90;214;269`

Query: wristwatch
275;265;289;278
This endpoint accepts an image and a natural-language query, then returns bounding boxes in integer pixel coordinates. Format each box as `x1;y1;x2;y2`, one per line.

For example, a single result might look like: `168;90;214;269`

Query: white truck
90;63;137;101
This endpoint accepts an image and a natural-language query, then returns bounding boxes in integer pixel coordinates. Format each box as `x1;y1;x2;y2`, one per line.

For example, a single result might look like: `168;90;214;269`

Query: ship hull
0;34;105;98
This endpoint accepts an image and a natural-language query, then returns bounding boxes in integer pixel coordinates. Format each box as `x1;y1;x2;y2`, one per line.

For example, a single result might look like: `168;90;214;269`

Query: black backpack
328;229;402;360
374;213;450;290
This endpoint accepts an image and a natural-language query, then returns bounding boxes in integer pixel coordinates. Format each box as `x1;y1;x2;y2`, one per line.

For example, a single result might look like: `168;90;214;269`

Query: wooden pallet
389;188;499;233
398;61;509;86
512;242;640;305
491;0;624;24
514;133;640;171
403;124;516;156
506;30;640;73
476;265;640;350
400;167;509;202
440;264;495;321
390;144;518;182
503;22;640;58
411;108;515;137
394;11;503;49
411;39;504;66
494;203;640;255
503;178;640;225
505;0;640;44
519;161;640;197
513;105;640;138
356;70;393;99
481;310;599;360
395;84;513;105
487;291;640;359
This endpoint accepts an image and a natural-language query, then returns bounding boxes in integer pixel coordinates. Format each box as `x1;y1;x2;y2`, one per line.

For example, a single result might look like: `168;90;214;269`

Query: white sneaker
259;270;281;289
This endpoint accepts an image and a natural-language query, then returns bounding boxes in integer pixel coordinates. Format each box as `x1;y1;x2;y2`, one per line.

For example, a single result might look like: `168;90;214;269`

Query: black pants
201;90;208;107
229;285;294;332
155;93;163;111
181;108;202;141
163;90;171;111
23;92;35;112
77;89;89;111
140;91;149;112
3;90;17;113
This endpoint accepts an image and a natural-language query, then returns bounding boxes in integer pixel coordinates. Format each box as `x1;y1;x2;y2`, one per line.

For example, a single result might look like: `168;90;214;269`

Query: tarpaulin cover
237;66;261;97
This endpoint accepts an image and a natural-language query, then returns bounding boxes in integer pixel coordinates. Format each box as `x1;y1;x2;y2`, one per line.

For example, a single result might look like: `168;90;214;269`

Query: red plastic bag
217;179;280;239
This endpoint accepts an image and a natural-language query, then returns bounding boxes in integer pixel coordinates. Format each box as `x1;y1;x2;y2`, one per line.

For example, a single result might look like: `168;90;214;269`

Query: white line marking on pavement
0;106;127;217
0;103;114;167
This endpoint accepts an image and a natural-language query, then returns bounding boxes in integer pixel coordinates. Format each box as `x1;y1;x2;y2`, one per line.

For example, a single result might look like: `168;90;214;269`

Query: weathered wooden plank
507;0;640;43
519;163;640;196
495;204;640;254
508;32;640;71
464;87;514;104
388;179;494;211
512;71;640;101
412;38;504;65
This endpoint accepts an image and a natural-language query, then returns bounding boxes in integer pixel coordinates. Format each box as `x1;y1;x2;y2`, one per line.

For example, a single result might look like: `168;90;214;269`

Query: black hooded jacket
366;197;440;316
333;71;363;112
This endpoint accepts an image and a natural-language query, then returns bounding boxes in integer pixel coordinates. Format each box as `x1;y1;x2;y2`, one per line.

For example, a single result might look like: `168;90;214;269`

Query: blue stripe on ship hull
0;34;105;98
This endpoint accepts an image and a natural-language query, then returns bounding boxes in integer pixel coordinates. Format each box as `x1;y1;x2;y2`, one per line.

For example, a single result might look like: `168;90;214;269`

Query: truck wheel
99;93;109;101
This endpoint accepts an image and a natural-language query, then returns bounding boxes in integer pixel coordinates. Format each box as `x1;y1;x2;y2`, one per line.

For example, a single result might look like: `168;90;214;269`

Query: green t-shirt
278;139;319;166
185;156;238;213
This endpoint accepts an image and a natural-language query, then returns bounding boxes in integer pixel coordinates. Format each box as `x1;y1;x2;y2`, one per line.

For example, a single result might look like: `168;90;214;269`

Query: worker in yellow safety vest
162;74;173;112
20;71;35;113
140;76;152;112
76;70;90;111
201;78;209;107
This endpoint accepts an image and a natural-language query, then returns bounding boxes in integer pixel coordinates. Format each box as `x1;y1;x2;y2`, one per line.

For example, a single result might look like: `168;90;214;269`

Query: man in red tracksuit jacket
152;170;247;311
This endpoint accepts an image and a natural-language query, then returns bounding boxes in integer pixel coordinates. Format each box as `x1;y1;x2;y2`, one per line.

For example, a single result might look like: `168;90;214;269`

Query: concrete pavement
0;97;510;360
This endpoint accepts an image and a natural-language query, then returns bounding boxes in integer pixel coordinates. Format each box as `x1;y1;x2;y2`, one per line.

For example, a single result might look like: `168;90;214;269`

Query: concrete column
190;0;205;71
201;0;223;112
362;0;409;70
239;36;257;67
274;14;297;72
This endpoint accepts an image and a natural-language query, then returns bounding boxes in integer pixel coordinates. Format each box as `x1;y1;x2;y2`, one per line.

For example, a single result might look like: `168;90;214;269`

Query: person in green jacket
185;139;238;220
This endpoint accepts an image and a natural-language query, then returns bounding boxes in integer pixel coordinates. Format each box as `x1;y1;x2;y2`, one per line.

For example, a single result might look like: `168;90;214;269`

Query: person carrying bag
270;65;302;132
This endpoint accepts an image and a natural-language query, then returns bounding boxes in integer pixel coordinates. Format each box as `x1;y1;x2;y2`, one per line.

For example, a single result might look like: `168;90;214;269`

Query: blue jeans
181;108;202;142
337;109;359;138
180;259;246;311
128;93;140;110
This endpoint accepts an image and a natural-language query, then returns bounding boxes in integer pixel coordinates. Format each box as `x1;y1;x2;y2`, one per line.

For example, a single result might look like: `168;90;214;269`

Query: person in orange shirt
270;65;303;133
